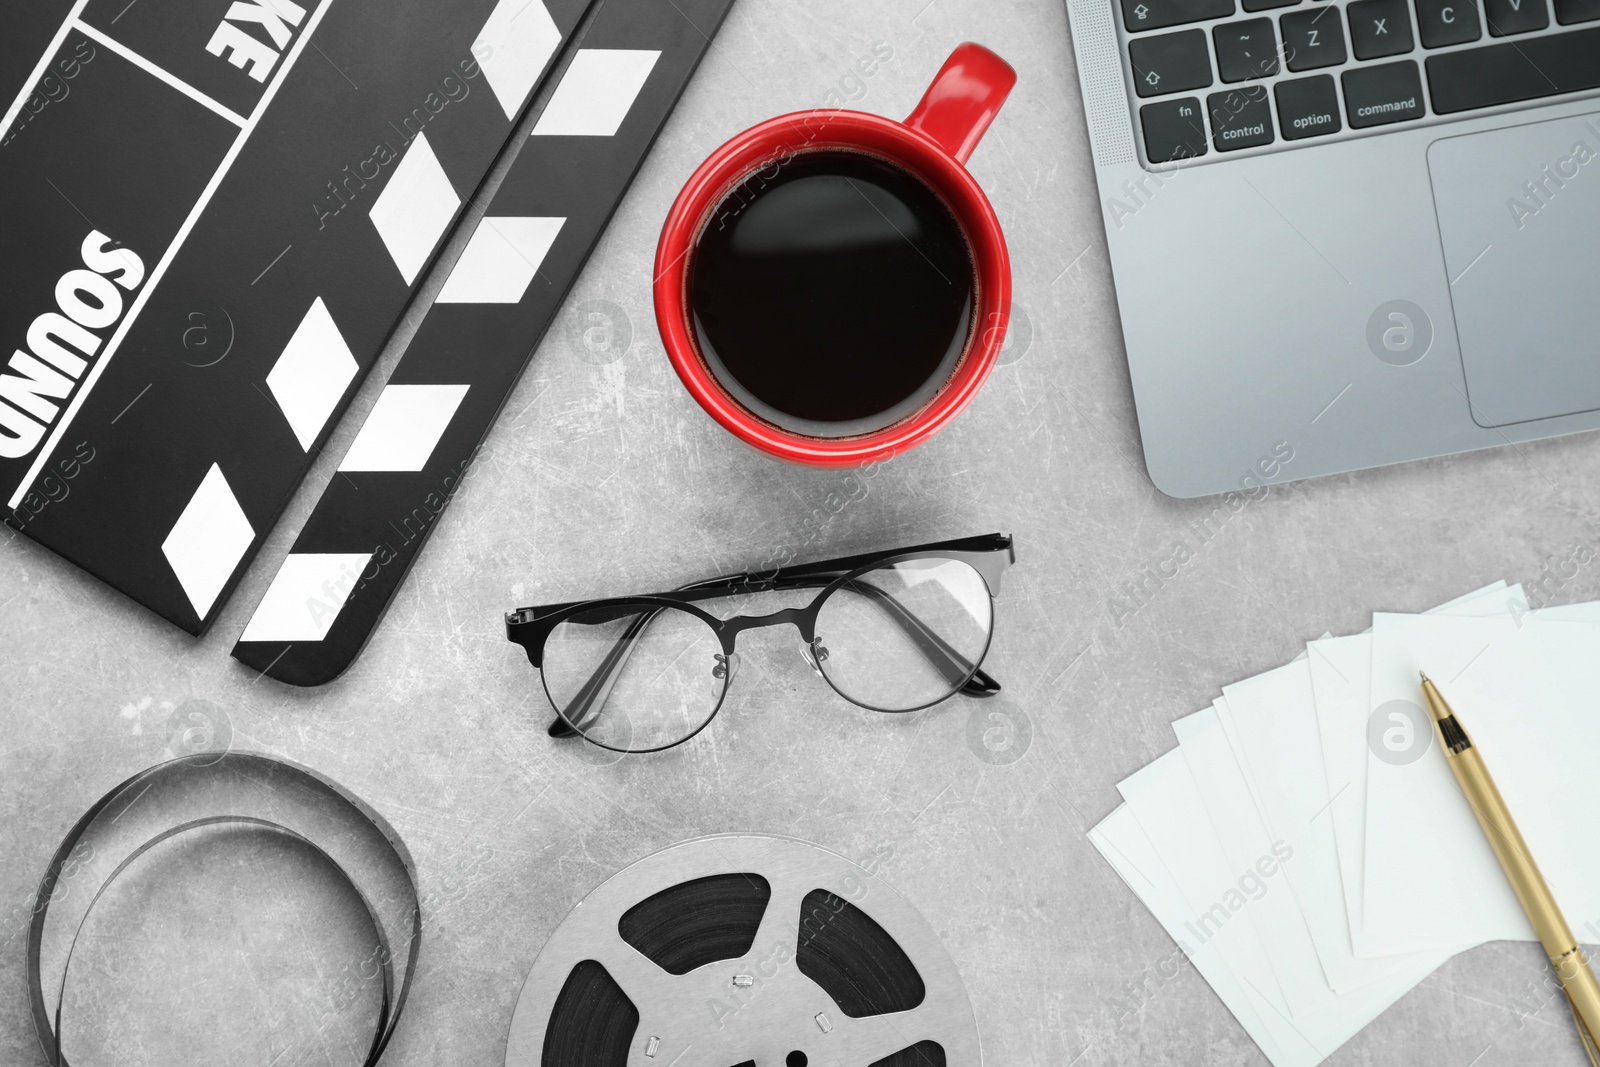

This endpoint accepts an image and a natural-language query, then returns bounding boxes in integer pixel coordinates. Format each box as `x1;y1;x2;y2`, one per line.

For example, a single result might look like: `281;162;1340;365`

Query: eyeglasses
504;533;1014;753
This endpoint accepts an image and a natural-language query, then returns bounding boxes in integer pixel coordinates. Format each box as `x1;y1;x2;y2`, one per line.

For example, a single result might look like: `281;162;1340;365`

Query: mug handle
905;43;1017;166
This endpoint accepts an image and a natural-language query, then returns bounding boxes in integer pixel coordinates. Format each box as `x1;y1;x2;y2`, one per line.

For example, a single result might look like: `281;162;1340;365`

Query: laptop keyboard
1121;0;1600;164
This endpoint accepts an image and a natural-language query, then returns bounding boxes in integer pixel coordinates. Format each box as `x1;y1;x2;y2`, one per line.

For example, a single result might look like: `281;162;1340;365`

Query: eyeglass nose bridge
718;606;816;642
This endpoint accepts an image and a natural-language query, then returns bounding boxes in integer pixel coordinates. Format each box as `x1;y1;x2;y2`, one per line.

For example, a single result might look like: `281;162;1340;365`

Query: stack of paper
1092;583;1600;1065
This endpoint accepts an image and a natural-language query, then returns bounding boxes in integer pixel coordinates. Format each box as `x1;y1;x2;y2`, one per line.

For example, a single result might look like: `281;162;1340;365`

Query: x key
1348;0;1416;56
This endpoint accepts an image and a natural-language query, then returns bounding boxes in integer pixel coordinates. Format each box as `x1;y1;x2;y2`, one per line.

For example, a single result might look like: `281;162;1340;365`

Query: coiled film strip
505;834;981;1067
27;752;421;1066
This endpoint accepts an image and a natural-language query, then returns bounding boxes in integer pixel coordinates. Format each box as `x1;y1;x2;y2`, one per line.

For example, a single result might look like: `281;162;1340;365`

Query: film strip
27;751;421;1066
231;0;739;685
1;0;598;634
504;834;981;1067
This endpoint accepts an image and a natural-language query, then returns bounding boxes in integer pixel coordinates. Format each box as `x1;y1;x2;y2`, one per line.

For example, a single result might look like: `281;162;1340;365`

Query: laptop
1064;0;1600;497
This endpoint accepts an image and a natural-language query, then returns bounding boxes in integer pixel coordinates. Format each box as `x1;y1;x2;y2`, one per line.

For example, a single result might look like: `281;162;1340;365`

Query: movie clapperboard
0;0;736;684
233;0;739;685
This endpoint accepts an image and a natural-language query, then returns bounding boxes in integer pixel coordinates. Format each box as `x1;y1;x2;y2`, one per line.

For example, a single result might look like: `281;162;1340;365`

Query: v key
1486;0;1550;32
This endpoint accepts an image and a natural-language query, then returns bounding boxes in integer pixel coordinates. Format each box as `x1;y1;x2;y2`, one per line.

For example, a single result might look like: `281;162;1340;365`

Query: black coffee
689;151;975;437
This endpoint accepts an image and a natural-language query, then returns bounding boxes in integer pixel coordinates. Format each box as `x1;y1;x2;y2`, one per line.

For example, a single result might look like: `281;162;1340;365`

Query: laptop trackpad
1429;112;1600;428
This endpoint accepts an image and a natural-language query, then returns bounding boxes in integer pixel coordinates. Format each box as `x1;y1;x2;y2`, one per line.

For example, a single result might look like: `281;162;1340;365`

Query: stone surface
2;1;1597;1064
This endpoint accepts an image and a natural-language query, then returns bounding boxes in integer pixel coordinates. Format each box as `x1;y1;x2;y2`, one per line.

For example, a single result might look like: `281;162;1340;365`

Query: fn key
1141;97;1208;162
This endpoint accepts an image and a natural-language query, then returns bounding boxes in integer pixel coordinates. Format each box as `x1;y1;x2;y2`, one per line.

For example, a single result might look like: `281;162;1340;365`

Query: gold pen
1420;671;1600;1066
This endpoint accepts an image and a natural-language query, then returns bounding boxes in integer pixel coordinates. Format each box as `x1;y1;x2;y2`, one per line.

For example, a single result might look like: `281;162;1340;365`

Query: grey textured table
3;1;1597;1064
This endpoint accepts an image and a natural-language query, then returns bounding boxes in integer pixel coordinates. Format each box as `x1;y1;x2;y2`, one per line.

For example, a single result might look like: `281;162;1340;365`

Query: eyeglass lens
542;603;728;752
813;557;992;711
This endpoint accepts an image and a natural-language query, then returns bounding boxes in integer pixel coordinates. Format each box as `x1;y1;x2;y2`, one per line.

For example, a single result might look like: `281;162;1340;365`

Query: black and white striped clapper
0;0;600;632
233;0;739;685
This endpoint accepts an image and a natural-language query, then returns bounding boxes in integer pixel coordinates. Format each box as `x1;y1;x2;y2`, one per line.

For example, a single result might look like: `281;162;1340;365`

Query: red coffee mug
654;43;1016;468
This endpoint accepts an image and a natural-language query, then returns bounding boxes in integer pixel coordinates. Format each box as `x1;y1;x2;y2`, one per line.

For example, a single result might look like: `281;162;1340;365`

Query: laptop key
1244;0;1299;9
1276;74;1344;138
1416;0;1483;43
1483;0;1549;33
1208;85;1275;149
1282;7;1349;69
1348;0;1417;57
1141;97;1210;161
1130;30;1215;97
1427;25;1600;111
1555;0;1600;21
1342;60;1426;125
1214;18;1282;81
1123;0;1237;32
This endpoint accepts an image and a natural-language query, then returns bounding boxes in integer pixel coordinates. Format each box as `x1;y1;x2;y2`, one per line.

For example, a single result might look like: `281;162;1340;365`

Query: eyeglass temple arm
546;608;661;738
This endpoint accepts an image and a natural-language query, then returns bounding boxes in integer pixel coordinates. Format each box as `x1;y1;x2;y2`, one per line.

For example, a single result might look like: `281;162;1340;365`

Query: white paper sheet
1362;610;1600;953
1118;749;1289;1017
1089;804;1288;1065
1305;583;1515;958
1216;661;1450;994
1115;746;1441;1064
1178;701;1334;1016
1088;583;1600;1067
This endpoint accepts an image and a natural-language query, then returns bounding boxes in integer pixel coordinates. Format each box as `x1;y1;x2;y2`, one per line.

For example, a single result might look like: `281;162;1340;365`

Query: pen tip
1419;670;1430;682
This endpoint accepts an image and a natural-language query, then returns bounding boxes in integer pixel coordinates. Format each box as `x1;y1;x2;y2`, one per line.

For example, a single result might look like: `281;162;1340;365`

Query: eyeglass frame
504;532;1015;751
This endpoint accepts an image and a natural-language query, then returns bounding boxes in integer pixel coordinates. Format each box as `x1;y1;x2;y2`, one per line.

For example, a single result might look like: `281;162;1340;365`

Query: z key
1282;7;1350;69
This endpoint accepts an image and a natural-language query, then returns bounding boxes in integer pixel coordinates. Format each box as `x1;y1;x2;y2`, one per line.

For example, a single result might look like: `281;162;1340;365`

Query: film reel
504;834;980;1067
